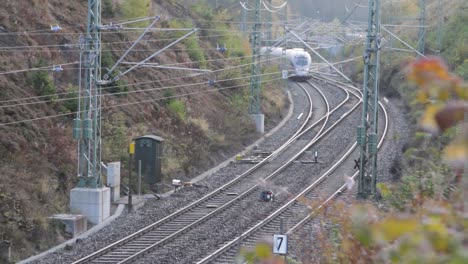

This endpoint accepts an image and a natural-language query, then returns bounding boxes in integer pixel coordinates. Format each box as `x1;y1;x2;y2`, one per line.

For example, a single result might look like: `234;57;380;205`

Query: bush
30;60;56;100
101;48;128;96
166;99;186;120
102;112;128;162
102;0;115;18
190;1;213;20
108;79;129;97
62;84;78;113
441;12;468;70
167;20;207;67
120;0;151;27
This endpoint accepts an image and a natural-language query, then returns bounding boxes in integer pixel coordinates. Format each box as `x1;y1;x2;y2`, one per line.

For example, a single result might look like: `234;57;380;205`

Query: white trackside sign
273;234;288;254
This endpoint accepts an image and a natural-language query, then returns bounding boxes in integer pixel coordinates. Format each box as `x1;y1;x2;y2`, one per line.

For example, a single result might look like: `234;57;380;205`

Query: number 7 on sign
273;234;288;254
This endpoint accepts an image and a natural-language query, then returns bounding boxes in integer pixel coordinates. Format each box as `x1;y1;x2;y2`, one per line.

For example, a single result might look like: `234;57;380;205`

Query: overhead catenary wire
263;1;288;10
0;33;362;104
0;57;283;108
0;52;262;78
262;1;287;13
0;53;272;104
0;17;305;37
0;24;299;51
0;32;247;50
0;71;281;110
0;5;365;119
0;76;284;127
0;61;79;75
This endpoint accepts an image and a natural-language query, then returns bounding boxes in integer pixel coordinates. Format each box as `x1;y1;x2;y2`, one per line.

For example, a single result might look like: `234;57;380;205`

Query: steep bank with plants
298;1;467;263
0;0;287;261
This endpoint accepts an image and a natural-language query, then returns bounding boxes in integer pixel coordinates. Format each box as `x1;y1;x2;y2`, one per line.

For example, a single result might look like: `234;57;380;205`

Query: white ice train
260;47;312;81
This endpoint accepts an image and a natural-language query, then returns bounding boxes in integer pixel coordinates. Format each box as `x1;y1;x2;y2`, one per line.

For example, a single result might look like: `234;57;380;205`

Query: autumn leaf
408;57;452;86
454;81;468;100
376;183;391;198
254;242;272;259
423;218;450;252
434;101;468;132
408;57;463;102
419;103;444;134
443;131;468;171
372;217;419;242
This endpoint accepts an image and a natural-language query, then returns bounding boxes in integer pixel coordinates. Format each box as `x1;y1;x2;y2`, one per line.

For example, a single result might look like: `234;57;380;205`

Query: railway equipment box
134;135;164;184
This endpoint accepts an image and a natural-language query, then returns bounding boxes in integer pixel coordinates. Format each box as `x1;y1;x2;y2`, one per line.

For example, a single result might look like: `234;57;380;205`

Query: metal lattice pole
241;2;247;37
266;0;272;45
357;0;382;198
417;0;426;56
435;0;443;54
74;0;102;188
249;0;262;115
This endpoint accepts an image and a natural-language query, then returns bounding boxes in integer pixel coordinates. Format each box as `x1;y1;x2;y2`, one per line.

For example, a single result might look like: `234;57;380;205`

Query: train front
290;50;312;81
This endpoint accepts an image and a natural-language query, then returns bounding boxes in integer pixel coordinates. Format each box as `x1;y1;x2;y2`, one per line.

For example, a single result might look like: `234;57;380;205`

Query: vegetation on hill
0;0;287;262
243;0;467;263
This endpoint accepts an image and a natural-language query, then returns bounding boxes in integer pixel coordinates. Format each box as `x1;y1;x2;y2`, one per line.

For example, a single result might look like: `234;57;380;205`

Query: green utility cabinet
134;135;164;184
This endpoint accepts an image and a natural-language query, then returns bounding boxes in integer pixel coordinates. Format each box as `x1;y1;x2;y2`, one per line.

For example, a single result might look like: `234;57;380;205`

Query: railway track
129;81;361;263
73;81;349;264
197;77;389;263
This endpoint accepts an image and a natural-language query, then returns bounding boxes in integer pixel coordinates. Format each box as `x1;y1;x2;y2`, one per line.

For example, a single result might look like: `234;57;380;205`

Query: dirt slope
0;0;287;261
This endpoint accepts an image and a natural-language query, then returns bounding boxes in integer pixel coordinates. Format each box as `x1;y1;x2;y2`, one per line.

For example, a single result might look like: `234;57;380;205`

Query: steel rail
73;82;319;264
287;73;389;232
197;80;363;263
112;82;337;264
77;81;352;264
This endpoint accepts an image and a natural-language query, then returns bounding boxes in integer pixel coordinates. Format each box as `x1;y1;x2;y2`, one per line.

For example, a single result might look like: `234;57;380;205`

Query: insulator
357;126;366;146
83;118;93;139
73;119;81;139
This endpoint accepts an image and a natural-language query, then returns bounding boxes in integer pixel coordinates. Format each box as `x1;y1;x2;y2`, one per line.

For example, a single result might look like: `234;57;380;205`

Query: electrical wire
263;1;288;10
0;70;280;110
0;61;79;75
0;17;304;37
262;1;288;13
0;46;250;53
0;57;282;107
0;55;266;103
0;33;239;50
0;76;283;127
0;27;289;51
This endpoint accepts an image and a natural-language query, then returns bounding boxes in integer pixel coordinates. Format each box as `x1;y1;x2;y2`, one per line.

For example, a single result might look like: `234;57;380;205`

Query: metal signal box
134;135;164;184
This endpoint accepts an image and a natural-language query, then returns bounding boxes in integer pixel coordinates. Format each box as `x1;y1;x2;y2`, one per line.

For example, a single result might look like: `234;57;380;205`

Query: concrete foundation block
251;114;265;134
70;187;110;225
49;214;87;237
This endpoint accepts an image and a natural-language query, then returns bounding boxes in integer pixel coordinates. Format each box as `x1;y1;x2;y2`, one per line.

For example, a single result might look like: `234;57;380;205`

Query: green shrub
441;12;468;69
62;84;78;113
101;48;114;70
166;99;186;120
102;0;115;18
455;59;468;80
102;112;128;162
101;48;128;96
190;1;213;20
120;0;151;27
162;90;175;106
30;60;56;100
167;20;207;67
211;9;247;58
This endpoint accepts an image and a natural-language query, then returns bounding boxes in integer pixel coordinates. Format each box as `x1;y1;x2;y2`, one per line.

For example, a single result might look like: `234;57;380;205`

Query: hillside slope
0;0;287;261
